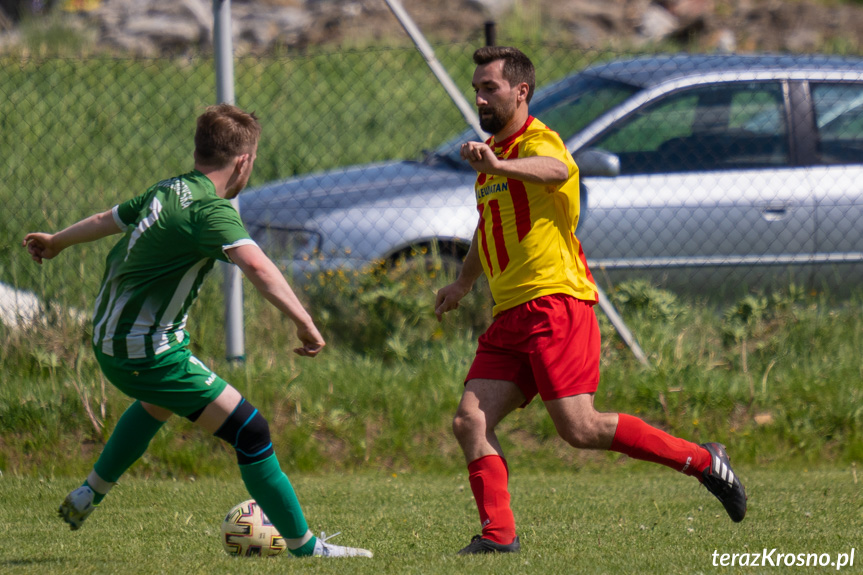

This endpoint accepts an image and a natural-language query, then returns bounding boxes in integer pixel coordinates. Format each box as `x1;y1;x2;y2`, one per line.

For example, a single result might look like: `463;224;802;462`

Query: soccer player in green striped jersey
23;104;372;558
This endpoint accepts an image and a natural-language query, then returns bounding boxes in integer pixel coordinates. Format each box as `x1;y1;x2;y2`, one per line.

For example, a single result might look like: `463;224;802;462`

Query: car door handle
758;203;792;222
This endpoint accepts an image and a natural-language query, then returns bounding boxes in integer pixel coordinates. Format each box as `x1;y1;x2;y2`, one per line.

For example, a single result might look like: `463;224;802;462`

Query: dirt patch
329;0;863;54
6;0;861;56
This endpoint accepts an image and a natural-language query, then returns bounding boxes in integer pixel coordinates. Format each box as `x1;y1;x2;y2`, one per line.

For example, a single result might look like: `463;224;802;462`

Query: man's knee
557;425;593;448
213;399;274;465
556;413;616;449
452;408;486;442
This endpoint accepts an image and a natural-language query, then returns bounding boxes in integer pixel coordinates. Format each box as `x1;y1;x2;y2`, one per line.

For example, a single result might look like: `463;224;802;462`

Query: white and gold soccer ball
220;499;287;557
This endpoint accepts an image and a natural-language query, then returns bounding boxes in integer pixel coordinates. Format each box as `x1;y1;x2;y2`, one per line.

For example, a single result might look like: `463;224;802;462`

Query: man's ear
235;153;250;174
516;82;530;104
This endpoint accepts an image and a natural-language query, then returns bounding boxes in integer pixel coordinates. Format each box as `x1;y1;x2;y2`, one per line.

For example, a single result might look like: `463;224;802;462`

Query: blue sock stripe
233;408;259;447
236;442;273;458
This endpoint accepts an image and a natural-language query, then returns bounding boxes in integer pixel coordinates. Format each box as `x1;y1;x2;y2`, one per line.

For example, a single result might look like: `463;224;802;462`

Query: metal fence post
383;0;487;141
484;21;496;46
213;0;245;363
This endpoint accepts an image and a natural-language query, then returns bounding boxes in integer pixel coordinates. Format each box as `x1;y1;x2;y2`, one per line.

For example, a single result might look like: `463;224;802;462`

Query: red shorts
465;294;600;405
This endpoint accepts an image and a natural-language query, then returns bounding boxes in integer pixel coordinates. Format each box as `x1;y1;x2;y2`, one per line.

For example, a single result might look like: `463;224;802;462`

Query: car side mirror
575;148;621;177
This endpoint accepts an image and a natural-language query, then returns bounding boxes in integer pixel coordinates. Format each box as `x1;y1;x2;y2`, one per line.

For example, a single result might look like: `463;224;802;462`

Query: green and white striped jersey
92;170;255;359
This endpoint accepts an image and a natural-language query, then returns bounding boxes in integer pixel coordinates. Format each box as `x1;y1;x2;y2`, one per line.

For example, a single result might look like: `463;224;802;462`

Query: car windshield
427;73;639;166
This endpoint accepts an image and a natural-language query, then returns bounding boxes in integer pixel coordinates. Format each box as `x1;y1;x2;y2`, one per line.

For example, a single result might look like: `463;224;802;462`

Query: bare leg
452;378;526;462
452;378;525;547
543;393;618;449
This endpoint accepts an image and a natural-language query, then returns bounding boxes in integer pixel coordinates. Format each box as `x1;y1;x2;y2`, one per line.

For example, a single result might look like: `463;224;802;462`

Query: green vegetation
2;260;862;477
1;469;861;574
0;51;860;575
2;46;863;574
2;45;862;480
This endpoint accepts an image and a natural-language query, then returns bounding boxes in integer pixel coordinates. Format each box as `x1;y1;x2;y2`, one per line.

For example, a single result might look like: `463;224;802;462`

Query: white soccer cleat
312;532;373;558
58;485;96;530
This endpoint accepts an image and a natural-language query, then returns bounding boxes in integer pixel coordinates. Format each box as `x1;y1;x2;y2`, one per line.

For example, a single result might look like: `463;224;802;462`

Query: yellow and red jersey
474;116;597;315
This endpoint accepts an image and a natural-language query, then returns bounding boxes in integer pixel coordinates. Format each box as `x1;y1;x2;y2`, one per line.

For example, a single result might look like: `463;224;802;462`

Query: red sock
467;455;516;545
610;413;710;478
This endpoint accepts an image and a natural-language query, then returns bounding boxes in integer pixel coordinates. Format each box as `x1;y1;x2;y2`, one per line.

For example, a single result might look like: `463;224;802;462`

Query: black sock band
213;399;275;465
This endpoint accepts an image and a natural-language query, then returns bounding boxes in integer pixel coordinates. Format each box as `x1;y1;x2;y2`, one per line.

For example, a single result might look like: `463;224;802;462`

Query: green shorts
93;345;229;417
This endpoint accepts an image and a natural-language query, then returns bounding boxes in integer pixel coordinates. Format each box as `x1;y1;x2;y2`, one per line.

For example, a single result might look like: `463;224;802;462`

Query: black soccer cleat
457;535;521;555
701;442;747;522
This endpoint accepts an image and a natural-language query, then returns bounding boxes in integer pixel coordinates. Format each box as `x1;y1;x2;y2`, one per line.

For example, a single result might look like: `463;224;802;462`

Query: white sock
86;470;114;497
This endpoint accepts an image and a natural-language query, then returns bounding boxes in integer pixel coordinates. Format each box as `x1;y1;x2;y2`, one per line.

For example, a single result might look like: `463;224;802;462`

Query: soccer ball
220;499;287;557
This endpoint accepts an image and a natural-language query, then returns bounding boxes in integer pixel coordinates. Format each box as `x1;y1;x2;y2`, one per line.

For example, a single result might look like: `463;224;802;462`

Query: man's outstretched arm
228;243;326;357
22;209;123;264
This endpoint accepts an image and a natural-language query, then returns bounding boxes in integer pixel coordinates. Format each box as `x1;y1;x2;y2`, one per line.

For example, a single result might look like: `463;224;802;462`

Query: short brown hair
194;104;262;168
473;46;536;103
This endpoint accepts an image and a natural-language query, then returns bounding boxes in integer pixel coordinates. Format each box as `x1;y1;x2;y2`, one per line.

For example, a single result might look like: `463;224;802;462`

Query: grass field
1;280;862;574
1;468;860;574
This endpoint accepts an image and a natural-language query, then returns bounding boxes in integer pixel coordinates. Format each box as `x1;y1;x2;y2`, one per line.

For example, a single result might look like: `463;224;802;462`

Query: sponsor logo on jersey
158;177;194;209
476;180;509;201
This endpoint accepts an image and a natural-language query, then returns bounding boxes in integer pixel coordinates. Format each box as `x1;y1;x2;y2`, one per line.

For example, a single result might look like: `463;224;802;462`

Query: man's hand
435;280;473;322
461;141;570;185
22;233;61;264
460;141;501;174
294;321;325;357
435;227;484;322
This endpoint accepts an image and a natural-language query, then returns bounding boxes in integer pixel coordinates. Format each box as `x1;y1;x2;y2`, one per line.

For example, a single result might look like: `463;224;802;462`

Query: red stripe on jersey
489;199;510;273
575;236;598;301
503;145;532;242
478;204;494;277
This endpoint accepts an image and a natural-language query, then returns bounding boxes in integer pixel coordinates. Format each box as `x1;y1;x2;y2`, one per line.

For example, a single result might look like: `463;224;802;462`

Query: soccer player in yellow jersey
435;46;747;555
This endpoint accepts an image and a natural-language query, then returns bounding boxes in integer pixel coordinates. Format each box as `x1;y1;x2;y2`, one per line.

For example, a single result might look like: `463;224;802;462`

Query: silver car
240;54;863;292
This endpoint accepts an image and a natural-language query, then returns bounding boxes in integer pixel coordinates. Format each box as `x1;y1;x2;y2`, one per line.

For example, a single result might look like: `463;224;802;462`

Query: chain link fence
3;43;863;331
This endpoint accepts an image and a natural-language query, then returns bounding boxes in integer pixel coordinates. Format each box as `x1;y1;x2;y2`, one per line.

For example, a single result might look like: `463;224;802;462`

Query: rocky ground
0;0;862;56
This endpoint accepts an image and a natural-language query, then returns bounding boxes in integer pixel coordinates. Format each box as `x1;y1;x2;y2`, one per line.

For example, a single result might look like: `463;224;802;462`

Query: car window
810;82;863;165
590;82;790;174
537;81;635;139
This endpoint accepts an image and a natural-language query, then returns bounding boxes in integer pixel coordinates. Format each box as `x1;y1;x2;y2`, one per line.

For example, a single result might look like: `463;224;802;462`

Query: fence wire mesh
2;44;863;330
